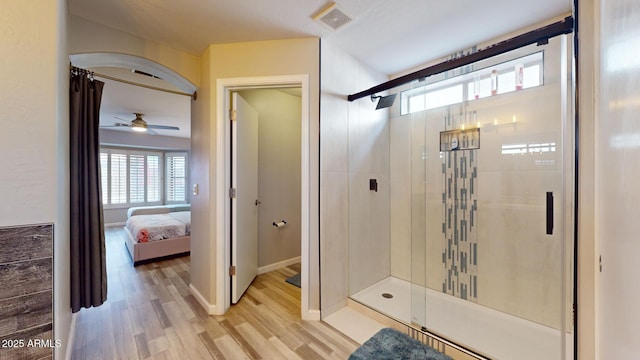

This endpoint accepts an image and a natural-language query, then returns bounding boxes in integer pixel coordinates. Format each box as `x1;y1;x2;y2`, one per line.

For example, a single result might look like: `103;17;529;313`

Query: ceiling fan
101;113;180;134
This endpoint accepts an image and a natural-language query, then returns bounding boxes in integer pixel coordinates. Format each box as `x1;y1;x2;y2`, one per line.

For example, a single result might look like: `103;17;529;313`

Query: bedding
167;211;191;235
124;204;191;265
126;213;190;243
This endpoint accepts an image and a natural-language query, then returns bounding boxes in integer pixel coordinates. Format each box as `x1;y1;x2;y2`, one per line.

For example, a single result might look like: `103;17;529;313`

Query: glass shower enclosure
348;35;574;359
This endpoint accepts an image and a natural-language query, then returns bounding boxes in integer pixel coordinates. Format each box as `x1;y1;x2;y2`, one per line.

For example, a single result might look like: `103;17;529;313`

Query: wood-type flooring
71;228;358;359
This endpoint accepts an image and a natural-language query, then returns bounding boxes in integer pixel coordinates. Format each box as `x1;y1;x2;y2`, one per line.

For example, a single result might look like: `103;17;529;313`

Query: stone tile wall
0;224;54;359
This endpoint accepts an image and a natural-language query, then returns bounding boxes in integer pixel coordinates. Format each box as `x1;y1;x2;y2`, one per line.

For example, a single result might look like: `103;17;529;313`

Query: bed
124;204;191;265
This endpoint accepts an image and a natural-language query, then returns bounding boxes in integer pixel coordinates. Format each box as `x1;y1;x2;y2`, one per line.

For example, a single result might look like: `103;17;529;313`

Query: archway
70;52;197;94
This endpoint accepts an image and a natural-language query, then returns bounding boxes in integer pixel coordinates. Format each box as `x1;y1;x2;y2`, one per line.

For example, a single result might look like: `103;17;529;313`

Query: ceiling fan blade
100;122;131;128
147;129;158;136
147;124;180;130
114;116;131;122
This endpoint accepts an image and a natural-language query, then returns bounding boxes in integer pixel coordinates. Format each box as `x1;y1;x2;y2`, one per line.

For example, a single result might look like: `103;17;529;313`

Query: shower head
371;93;397;110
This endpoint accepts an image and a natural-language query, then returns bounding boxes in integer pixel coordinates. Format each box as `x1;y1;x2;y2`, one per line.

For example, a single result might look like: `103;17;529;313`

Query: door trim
215;75;314;319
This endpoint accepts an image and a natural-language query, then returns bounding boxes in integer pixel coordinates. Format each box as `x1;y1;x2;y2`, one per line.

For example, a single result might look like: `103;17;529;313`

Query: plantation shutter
129;154;145;204
110;153;127;204
99;147;175;207
166;153;187;203
99;152;109;205
147;155;161;202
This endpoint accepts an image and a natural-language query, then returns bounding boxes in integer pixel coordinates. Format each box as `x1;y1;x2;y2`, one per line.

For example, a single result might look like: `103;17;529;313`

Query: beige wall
191;38;320;310
0;0;71;358
1;4;59;224
319;40;389;315
239;89;302;268
189;46;214;304
56;3;72;357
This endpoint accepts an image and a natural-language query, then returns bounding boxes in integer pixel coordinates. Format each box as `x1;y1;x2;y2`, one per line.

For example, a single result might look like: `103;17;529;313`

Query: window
404;84;464;114
129;154;146;204
100;152;109;205
401;52;544;115
147;155;161;202
99;148;167;207
110;153;127;204
165;153;188;203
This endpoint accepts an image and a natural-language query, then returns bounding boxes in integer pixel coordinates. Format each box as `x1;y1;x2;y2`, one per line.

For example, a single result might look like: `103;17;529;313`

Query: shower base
350;276;573;360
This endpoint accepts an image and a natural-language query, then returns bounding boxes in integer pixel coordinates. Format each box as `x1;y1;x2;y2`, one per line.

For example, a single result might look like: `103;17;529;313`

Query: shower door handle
546;192;553;235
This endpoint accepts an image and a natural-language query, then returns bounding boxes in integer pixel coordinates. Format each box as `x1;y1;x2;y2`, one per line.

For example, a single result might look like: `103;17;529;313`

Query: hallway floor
71;228;358;359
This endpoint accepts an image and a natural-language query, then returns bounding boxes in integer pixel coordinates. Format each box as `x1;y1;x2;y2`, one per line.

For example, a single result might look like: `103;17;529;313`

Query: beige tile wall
320;39;389;315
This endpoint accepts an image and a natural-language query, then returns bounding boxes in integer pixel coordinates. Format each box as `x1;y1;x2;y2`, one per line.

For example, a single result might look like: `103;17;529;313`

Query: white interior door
231;92;259;304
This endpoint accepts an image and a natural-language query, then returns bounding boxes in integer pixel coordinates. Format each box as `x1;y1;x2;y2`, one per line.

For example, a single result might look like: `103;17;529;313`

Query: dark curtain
69;68;107;313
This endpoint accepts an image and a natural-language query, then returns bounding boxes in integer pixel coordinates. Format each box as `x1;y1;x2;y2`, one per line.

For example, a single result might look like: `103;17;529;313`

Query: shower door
405;35;574;360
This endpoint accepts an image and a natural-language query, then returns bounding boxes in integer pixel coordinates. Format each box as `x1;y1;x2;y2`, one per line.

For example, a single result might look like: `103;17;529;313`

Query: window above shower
400;51;544;115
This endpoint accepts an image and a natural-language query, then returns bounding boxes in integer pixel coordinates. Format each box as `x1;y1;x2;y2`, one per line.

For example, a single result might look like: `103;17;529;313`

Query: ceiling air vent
314;3;353;31
132;69;161;79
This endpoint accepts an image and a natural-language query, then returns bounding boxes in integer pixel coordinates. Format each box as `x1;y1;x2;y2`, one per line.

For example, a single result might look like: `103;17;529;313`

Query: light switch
192;183;199;196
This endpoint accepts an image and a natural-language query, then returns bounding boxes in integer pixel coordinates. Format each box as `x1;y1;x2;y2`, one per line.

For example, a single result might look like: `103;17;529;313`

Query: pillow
127;206;170;218
167;204;191;212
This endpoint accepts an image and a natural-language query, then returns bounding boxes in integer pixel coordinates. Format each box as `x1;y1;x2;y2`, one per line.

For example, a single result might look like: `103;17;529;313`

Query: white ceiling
70;0;571;139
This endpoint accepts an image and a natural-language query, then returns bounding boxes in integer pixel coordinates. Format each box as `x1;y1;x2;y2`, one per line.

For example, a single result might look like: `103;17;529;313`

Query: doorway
216;75;313;318
231;89;303;305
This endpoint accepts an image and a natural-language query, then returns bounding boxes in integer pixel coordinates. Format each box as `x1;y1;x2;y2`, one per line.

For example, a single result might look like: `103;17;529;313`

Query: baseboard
323;306;386;345
64;313;78;360
189;283;220;315
104;222;126;228
347;299;405;331
258;256;301;274
321;299;348;319
304;309;321;321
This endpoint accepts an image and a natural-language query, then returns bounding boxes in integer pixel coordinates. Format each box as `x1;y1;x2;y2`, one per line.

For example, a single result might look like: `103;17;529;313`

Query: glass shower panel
347;31;573;360
409;87;427;328
407;36;573;359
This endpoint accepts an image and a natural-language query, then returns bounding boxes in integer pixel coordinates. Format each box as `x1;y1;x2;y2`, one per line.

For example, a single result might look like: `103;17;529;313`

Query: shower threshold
350;276;573;360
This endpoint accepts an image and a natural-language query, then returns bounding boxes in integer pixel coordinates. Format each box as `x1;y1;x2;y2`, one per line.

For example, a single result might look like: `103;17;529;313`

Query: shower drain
381;293;393;299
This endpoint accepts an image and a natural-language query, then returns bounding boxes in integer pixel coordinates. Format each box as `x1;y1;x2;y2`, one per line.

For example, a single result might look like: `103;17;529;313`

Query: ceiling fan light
131;115;148;132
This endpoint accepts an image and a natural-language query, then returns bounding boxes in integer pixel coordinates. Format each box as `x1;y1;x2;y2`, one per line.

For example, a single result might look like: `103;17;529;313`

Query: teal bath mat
349;328;452;360
285;273;301;288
